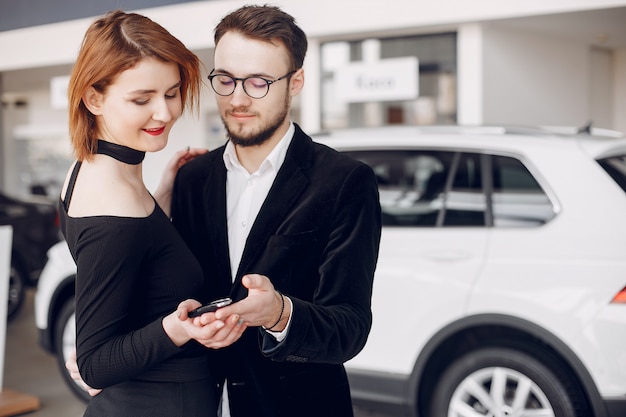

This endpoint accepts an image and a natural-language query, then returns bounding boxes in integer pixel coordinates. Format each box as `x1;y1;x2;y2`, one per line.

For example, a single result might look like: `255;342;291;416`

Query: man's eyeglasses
208;69;297;99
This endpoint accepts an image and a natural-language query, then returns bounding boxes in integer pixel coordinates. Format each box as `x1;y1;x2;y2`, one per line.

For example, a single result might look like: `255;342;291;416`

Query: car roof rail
536;123;623;139
430;124;625;139
311;124;624;139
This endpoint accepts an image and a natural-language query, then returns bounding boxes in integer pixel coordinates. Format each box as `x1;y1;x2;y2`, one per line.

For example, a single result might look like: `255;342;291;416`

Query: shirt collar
223;122;295;175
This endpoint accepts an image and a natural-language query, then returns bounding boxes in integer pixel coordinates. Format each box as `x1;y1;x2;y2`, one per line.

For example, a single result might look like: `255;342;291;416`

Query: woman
60;10;225;417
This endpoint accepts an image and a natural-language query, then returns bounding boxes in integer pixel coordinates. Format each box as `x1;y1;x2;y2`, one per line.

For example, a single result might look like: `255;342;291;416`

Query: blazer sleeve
260;162;382;364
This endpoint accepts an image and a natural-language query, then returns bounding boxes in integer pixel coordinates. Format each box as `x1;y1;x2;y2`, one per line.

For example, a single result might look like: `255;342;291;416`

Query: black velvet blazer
172;123;382;417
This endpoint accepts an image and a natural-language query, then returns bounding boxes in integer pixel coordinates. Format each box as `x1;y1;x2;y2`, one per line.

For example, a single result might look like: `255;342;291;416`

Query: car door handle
422;250;472;262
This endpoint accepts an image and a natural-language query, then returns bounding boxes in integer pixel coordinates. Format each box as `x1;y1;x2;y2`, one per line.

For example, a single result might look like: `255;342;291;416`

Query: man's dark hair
214;4;307;71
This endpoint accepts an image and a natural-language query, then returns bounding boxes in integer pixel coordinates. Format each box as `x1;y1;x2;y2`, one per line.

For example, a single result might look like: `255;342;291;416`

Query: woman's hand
162;299;248;349
66;349;102;397
154;147;208;217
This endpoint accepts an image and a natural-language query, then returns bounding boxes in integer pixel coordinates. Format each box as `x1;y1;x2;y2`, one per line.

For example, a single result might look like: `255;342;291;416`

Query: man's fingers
241;273;270;290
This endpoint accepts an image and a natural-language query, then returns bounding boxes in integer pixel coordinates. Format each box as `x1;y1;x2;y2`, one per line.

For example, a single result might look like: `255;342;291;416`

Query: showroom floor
3;290;389;417
4;289;86;417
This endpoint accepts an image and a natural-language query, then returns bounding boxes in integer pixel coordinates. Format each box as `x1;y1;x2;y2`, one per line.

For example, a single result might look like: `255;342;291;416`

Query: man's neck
235;123;290;173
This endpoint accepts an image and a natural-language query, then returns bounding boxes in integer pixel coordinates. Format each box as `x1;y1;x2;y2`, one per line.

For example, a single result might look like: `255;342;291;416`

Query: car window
345;150;554;228
346;150;452;226
491;155;556;227
444;152;486;226
597;154;626;193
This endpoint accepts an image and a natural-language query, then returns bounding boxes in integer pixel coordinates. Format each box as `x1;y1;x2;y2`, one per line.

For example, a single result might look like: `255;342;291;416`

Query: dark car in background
0;190;60;320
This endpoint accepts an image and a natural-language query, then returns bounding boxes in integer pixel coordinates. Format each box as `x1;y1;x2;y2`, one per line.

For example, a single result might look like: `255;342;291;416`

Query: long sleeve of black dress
62;206;207;389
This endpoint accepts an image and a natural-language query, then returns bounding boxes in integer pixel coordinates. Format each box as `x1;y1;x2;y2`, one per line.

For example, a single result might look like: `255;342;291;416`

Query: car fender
34;241;76;352
409;313;607;417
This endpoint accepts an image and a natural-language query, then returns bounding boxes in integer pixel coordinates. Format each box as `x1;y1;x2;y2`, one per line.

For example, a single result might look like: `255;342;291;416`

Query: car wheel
7;261;26;321
54;299;90;403
430;347;585;417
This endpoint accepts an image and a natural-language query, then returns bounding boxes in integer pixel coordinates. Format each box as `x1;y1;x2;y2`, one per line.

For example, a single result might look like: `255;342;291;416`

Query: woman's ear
82;87;104;115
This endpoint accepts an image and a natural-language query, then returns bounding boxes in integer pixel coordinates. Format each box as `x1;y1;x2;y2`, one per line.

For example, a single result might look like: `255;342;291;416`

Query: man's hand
66;349;102;397
174;299;248;349
212;274;291;332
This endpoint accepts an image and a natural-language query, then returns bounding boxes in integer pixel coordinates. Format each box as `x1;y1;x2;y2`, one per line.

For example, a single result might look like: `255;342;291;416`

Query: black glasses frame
207;69;297;99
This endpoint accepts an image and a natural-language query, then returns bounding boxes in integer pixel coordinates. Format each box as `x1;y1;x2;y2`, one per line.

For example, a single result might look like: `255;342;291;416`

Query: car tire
429;347;585;417
7;260;26;321
54;298;90;403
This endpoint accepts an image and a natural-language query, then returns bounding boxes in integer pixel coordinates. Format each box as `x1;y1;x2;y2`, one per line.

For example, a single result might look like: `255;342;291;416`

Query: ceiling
2;6;626;96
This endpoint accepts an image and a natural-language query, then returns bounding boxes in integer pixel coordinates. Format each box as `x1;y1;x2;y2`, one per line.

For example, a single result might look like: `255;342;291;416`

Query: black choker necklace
96;140;145;165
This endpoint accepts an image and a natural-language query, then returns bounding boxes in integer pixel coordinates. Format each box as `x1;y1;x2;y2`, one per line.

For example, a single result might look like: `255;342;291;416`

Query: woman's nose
152;99;174;122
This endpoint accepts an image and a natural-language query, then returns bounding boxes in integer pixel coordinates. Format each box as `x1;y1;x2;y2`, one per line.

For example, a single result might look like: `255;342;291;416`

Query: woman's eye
133;99;149;105
165;91;179;99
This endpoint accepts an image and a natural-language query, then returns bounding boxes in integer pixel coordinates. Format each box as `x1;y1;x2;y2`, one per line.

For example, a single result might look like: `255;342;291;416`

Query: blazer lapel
202;150;234;295
234;127;314;284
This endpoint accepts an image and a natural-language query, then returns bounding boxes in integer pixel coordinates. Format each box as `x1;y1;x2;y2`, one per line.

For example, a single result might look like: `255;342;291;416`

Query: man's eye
247;78;268;89
218;78;234;87
133;99;149;105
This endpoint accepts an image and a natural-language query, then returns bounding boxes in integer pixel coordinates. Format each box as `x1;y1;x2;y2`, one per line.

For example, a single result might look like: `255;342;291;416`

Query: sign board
336;56;419;103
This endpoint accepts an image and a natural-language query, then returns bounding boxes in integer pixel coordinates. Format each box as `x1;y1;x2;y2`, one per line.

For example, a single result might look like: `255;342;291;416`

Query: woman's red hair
67;10;202;161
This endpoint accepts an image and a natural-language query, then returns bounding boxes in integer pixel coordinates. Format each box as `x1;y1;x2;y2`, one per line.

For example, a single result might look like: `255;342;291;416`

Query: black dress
60;161;217;417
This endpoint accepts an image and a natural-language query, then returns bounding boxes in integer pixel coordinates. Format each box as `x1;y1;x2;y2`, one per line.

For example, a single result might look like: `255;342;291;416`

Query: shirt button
241;220;247;227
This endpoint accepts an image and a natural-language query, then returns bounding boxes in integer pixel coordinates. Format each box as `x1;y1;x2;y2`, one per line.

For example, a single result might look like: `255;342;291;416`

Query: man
171;5;381;417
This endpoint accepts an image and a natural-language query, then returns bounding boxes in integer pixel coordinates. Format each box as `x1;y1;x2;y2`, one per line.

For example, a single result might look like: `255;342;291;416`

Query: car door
344;149;489;376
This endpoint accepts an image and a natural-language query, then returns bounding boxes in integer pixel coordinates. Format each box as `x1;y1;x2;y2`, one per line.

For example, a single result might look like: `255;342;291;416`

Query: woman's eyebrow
129;81;182;95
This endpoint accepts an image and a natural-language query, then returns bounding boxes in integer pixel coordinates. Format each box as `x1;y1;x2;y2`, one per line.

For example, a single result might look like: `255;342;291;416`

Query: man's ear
289;68;304;97
82;87;104;115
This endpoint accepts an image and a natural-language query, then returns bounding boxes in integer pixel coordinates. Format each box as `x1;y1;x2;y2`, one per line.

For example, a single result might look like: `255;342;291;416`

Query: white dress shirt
220;123;295;417
224;124;293;281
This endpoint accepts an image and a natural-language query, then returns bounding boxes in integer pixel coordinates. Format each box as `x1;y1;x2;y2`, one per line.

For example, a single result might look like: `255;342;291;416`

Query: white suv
36;125;626;417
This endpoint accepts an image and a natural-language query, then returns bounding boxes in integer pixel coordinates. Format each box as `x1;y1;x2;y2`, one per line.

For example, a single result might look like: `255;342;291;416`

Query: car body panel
34;240;75;347
347;227;488;374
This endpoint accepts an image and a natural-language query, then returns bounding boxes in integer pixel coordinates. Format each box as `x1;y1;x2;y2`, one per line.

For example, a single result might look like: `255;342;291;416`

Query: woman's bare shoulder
64;161;153;218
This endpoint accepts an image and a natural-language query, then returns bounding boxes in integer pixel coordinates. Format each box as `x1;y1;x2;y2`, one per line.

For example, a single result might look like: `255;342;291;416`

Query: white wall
614;49;626;134
457;24;484;125
481;25;589;126
590;47;614;128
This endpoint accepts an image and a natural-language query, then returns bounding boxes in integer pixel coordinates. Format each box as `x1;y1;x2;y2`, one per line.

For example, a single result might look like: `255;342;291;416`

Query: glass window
346;150;453;226
346;149;556;228
597;154;626;193
491;155;556;226
321;33;457;130
443;153;486;226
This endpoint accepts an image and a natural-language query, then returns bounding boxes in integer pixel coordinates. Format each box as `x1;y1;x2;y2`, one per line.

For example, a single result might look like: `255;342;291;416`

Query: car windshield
597;154;626;193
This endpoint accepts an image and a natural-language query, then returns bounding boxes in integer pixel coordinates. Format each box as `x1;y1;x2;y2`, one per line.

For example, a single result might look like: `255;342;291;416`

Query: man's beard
224;97;290;147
